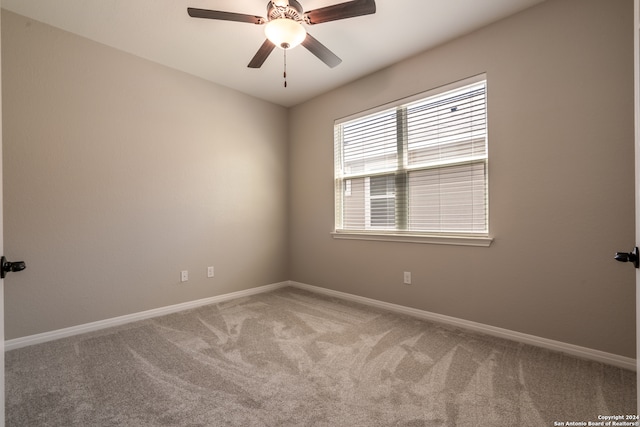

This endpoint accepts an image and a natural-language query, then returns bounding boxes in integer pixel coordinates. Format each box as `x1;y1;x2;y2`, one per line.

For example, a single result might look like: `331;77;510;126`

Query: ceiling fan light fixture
265;18;307;49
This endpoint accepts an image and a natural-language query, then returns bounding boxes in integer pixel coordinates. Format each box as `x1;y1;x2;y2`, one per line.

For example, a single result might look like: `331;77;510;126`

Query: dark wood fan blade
248;39;276;68
301;33;342;68
187;8;265;25
304;0;376;25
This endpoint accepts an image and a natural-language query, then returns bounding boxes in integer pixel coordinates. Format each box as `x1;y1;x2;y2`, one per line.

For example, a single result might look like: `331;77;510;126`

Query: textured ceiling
2;0;546;107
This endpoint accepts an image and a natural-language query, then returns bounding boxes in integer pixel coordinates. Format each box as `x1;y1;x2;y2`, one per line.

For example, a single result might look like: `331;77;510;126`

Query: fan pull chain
283;47;287;88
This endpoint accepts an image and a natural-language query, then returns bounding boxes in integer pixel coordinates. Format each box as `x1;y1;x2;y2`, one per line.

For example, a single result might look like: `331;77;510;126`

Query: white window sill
331;231;493;247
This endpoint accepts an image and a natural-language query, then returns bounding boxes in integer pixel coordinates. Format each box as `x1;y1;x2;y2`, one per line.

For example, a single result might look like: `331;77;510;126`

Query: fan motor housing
266;0;304;22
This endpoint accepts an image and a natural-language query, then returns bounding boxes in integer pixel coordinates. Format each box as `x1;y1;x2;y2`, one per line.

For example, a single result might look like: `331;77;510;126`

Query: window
334;75;490;245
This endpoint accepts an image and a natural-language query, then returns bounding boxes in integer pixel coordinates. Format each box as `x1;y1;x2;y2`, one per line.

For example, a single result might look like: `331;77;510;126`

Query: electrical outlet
403;271;412;285
181;270;189;282
207;266;214;278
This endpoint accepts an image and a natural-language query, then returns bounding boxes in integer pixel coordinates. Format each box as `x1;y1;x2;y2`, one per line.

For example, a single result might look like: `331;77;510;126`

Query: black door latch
614;247;639;269
1;256;26;279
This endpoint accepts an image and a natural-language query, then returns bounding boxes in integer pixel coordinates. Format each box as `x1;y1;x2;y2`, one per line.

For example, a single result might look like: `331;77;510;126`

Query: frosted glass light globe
265;18;307;49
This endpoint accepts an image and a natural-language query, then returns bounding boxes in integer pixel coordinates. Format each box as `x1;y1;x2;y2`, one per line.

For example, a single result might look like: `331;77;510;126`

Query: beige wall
289;0;637;357
1;10;289;339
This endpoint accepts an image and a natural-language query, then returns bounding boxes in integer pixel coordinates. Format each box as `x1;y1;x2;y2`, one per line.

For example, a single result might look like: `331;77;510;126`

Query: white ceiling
2;0;546;107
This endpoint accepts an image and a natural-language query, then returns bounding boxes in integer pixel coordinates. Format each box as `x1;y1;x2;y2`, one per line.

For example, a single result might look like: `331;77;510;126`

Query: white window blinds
334;76;488;236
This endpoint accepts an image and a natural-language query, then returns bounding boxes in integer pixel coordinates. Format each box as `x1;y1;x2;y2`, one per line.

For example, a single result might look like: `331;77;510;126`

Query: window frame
332;74;493;247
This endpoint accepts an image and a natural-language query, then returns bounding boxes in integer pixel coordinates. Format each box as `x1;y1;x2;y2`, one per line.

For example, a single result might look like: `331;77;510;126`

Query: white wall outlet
181;270;189;282
207;266;214;278
403;271;412;285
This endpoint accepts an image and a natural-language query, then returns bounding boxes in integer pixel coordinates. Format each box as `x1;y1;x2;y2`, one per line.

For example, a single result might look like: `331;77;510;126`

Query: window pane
341;109;398;175
408;163;487;232
407;83;486;167
341;175;397;230
341;177;367;230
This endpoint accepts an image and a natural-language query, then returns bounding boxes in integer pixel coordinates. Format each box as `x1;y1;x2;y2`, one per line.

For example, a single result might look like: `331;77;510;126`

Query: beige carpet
5;287;637;426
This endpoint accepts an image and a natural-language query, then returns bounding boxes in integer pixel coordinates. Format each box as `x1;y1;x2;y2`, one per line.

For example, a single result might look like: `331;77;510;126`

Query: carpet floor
5;287;637;426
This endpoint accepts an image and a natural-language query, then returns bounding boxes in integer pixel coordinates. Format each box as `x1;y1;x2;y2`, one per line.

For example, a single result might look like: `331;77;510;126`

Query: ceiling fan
187;0;376;69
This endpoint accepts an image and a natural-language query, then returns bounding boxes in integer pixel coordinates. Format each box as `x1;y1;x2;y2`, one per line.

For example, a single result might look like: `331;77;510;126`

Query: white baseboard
288;281;637;371
4;281;289;351
6;280;636;371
